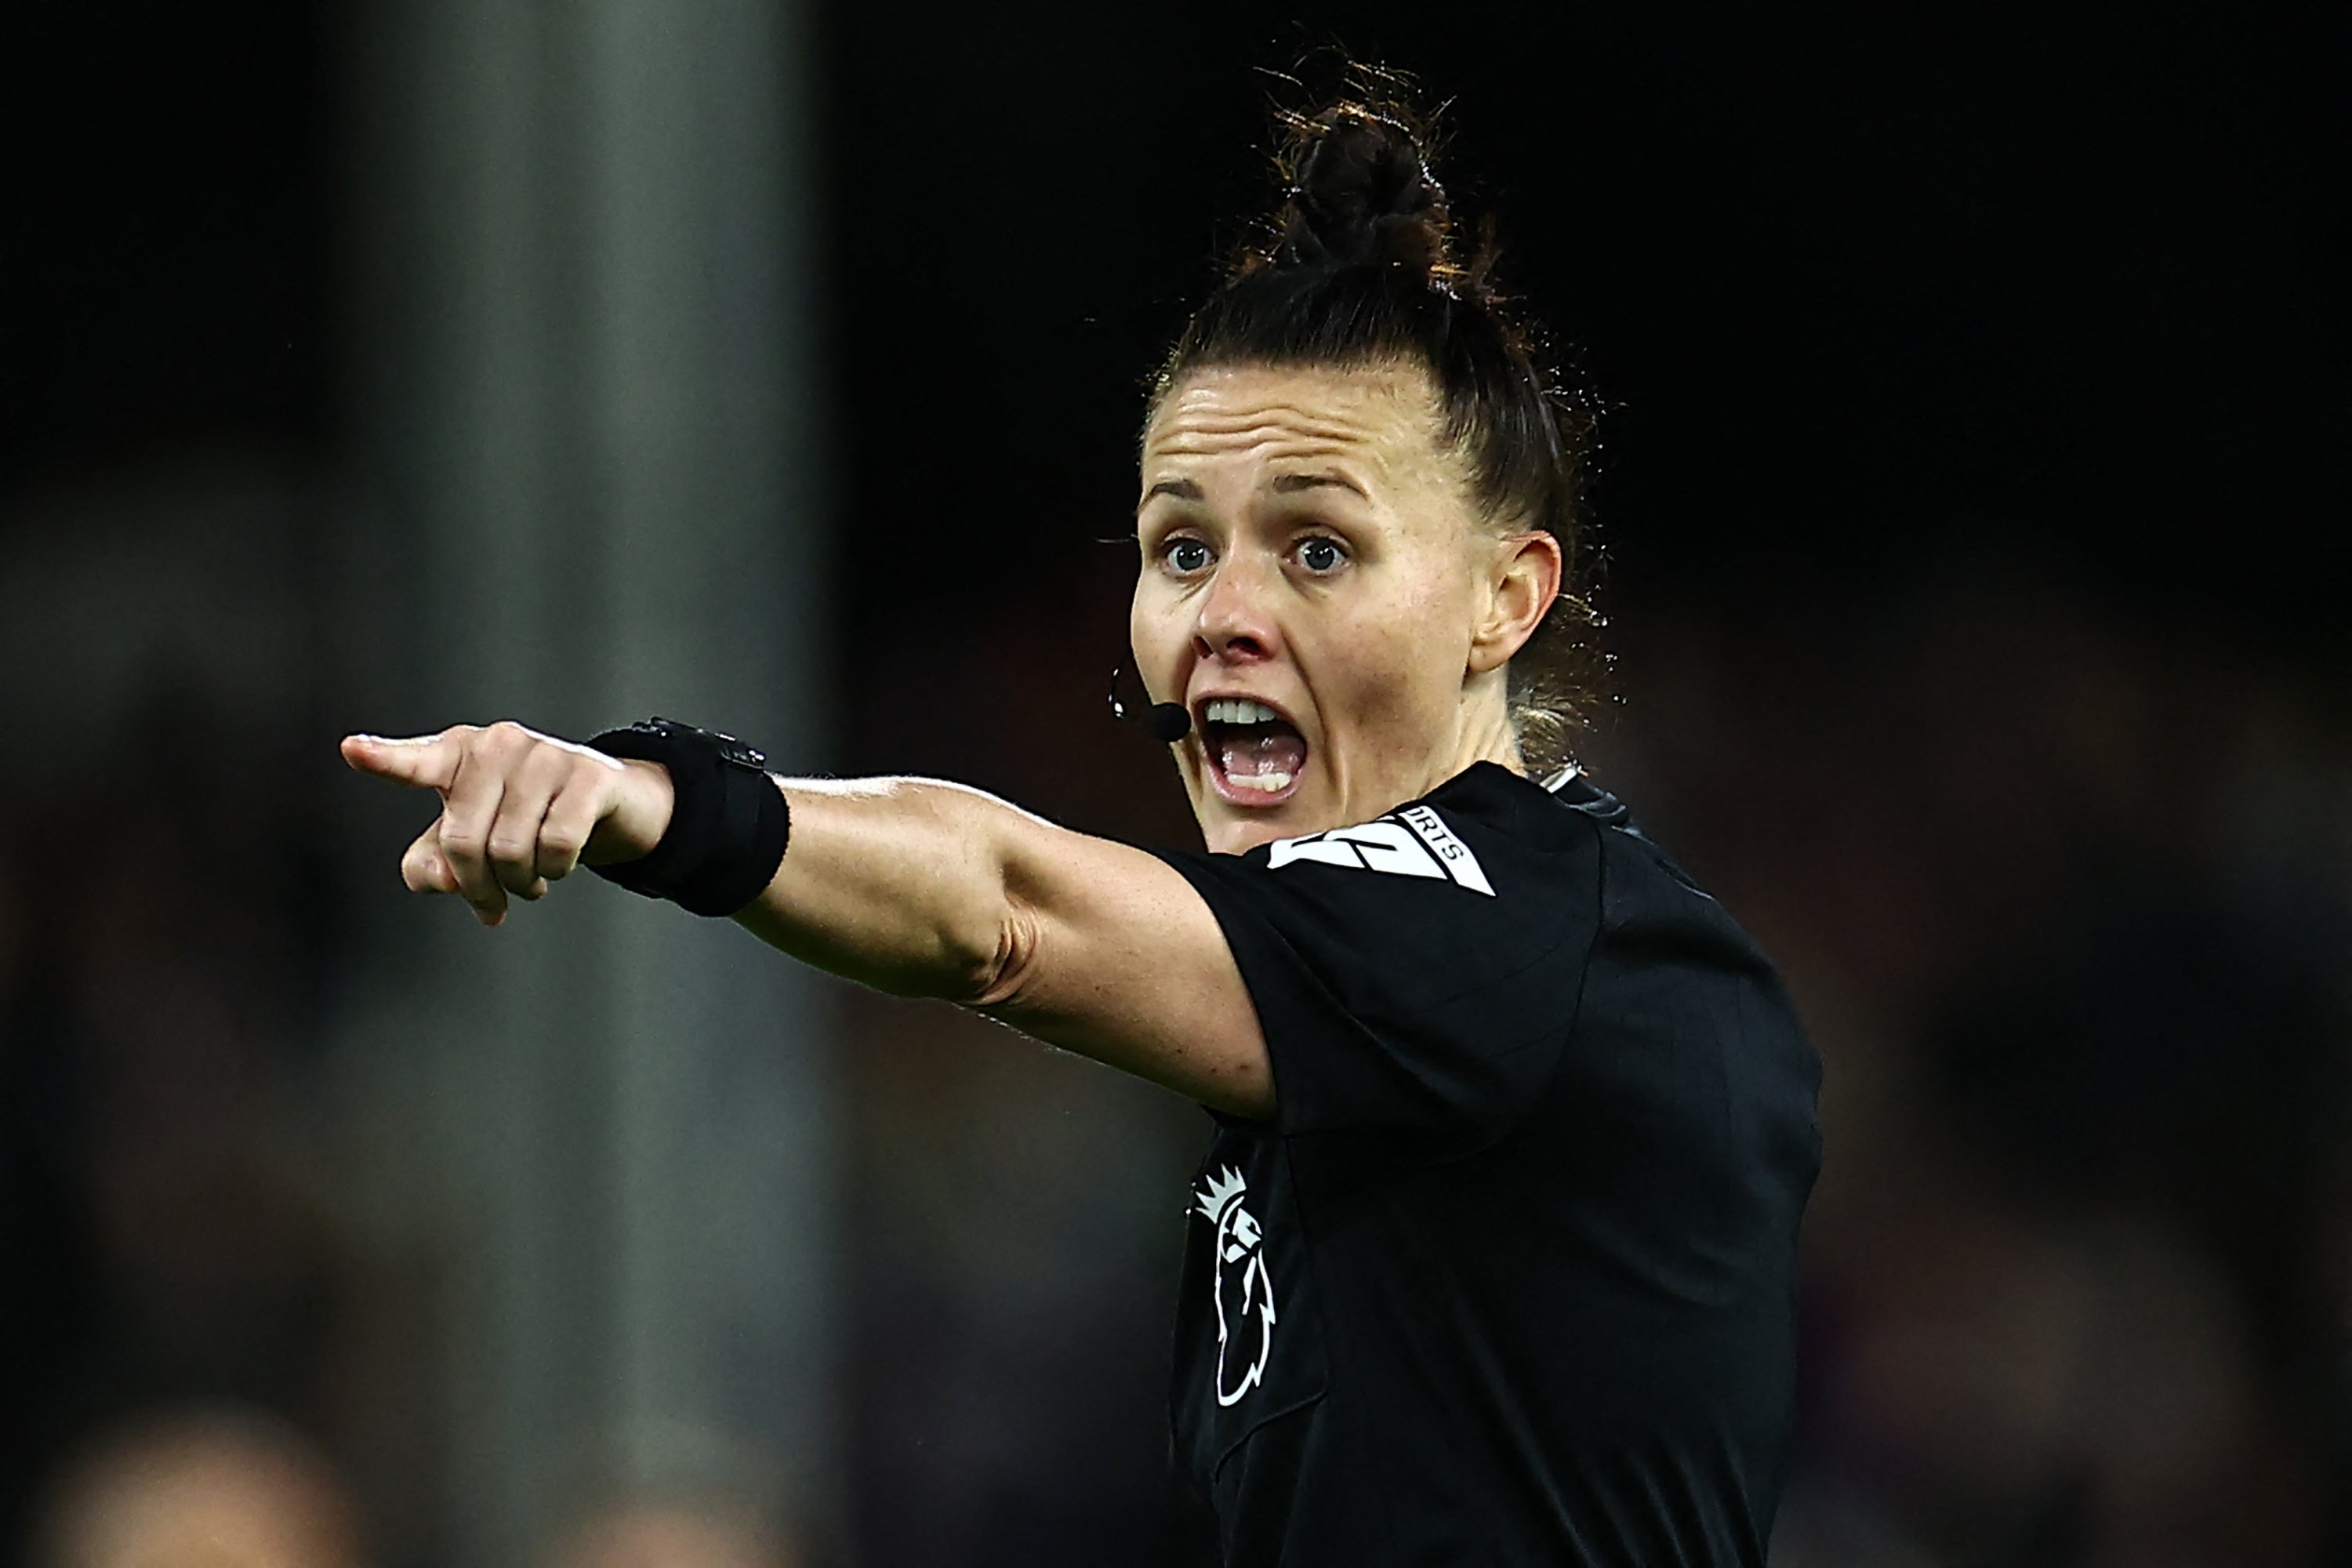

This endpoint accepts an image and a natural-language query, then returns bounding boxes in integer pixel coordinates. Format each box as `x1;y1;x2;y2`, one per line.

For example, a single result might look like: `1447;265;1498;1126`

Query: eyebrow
1269;471;1367;499
1140;471;1367;505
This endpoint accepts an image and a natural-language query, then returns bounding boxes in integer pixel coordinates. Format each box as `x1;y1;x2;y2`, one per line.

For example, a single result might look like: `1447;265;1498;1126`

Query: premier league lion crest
1194;1166;1277;1406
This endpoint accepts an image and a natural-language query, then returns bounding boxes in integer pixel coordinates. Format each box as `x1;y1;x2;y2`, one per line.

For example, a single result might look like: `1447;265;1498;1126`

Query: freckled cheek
1129;583;1189;695
1312;612;1450;762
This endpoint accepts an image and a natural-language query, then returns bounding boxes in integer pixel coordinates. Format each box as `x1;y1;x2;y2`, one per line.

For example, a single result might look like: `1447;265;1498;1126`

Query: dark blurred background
2;3;2347;1565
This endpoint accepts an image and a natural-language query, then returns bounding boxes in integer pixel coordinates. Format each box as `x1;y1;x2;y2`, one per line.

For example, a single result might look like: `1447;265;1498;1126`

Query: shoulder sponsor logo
1266;808;1495;896
1396;804;1496;895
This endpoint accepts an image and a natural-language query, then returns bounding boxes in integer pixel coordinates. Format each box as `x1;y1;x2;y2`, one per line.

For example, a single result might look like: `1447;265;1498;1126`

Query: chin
1205;822;1282;856
1187;756;1324;855
1192;796;1316;857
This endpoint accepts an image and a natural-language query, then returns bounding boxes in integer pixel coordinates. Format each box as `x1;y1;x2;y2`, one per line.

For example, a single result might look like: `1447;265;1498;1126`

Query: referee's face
1134;362;1552;855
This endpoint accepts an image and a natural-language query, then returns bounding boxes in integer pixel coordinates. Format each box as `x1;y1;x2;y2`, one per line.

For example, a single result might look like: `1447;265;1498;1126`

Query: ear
1468;530;1563;676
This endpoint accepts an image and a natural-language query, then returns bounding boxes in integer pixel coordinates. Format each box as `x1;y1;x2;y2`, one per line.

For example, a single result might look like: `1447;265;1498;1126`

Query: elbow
957;898;1040;1011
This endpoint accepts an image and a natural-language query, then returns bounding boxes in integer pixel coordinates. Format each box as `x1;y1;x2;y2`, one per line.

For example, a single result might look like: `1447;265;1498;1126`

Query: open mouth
1198;697;1308;805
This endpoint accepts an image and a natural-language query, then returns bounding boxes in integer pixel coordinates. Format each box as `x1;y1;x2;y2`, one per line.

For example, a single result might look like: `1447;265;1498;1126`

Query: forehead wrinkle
1142;435;1403;513
1151;404;1386;440
1149;364;1441;442
1144;405;1388;460
1140;365;1461;515
1146;428;1366;467
1142;407;1421;479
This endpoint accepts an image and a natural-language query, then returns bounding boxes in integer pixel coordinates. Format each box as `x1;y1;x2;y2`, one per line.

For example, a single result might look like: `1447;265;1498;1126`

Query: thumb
341;730;463;792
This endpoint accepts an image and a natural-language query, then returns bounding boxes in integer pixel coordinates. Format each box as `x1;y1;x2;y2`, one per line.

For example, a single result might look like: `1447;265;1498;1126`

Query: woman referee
345;88;1820;1568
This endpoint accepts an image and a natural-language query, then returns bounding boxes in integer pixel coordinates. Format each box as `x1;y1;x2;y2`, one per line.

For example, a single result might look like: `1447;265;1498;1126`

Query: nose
1192;557;1281;665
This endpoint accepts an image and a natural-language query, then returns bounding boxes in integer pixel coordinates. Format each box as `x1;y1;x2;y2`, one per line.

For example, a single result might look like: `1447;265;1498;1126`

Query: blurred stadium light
333;0;835;1559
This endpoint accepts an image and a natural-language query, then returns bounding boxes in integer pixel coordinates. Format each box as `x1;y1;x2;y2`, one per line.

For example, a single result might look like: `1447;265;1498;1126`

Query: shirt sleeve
1156;800;1603;1156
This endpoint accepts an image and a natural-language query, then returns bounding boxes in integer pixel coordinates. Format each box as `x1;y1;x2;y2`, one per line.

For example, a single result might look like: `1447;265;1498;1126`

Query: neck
1442;672;1523;786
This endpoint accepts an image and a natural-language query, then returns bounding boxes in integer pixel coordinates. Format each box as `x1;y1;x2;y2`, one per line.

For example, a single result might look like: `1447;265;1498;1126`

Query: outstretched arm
341;724;1273;1117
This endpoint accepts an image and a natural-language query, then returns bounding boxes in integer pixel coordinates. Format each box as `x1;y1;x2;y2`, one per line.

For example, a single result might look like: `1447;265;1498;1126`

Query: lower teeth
1229;770;1294;793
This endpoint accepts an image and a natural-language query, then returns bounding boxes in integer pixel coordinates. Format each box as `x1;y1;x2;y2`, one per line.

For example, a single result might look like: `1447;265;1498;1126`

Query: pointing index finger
341;731;464;792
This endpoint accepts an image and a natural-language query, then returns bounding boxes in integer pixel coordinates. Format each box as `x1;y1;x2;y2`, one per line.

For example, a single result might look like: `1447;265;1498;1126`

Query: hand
340;722;674;926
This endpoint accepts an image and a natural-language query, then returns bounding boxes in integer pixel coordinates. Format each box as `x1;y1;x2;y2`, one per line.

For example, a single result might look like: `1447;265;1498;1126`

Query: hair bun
1167;65;1601;771
1276;106;1451;277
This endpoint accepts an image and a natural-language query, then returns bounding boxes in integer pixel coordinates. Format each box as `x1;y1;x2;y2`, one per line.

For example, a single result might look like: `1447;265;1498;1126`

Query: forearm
732;775;1036;1001
733;771;1271;1113
345;723;1273;1112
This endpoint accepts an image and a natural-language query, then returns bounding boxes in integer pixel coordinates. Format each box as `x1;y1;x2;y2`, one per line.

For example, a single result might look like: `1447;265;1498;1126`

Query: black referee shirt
1156;761;1820;1567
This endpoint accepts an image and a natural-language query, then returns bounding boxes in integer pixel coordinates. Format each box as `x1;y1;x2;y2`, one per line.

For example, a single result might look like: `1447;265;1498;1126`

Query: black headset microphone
1108;666;1193;742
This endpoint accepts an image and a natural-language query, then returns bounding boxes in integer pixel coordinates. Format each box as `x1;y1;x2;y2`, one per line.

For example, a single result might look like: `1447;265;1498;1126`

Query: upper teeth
1205;699;1282;725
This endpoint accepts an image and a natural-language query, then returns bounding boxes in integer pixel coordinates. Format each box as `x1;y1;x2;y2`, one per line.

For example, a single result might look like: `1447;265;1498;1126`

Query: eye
1161;536;1214;575
1295;535;1348;574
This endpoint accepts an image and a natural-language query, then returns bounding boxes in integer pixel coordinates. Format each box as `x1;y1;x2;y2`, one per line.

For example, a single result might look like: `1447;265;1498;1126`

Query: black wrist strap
584;717;791;917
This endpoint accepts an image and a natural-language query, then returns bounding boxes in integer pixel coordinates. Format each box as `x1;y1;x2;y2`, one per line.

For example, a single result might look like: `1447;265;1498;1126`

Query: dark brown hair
1152;71;1604;771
